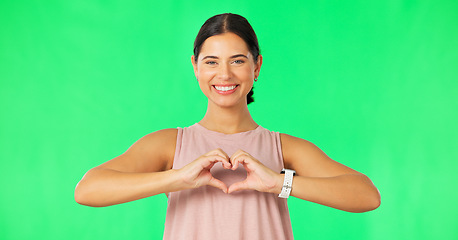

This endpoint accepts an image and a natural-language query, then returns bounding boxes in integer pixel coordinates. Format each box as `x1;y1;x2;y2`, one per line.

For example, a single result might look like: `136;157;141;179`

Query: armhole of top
275;132;285;169
172;127;183;169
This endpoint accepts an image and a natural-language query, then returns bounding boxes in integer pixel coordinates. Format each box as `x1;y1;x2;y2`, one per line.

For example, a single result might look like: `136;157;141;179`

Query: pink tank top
163;123;294;240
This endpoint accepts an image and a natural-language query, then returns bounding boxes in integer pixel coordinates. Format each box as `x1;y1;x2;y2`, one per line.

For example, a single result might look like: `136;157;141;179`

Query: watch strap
278;168;295;198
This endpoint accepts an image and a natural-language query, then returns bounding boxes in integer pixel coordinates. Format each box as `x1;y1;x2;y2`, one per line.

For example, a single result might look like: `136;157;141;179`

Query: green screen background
1;0;457;239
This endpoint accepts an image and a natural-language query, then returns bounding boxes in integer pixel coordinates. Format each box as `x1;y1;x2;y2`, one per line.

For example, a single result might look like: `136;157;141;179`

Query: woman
75;13;380;239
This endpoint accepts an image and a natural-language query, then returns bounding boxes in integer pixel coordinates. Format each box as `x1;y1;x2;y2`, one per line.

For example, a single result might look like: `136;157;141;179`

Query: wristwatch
278;168;296;198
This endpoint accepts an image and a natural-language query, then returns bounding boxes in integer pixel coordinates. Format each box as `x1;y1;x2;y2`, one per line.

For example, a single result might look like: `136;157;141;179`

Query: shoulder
279;133;360;177
280;133;318;156
98;128;178;173
130;128;178;155
279;133;329;173
133;128;178;164
280;133;314;169
140;128;178;144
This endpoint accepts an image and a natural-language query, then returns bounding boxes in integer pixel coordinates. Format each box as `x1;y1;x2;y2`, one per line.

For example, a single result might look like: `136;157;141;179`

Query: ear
191;55;198;80
254;55;263;79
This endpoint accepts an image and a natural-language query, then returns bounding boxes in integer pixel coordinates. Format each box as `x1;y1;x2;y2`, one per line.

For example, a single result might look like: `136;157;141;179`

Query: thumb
228;180;250;194
207;177;228;193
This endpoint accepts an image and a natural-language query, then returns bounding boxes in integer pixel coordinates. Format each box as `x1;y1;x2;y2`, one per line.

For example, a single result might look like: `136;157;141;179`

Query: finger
204;161;217;171
200;155;229;169
230;150;252;167
205;157;232;171
205;149;231;169
220;158;232;169
228;180;250;193
213;155;232;169
230;155;240;170
214;148;230;160
229;150;241;170
229;149;245;161
207;177;228;193
231;153;251;170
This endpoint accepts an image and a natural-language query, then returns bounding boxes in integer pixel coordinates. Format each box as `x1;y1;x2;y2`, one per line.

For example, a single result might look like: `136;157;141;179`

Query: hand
177;148;232;193
227;150;283;194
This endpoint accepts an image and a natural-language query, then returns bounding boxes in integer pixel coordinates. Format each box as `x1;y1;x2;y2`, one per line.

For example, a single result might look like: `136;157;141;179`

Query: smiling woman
74;13;380;240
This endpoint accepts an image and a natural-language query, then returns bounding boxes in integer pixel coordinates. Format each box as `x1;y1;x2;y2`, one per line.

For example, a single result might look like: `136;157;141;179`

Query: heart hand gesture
176;148;283;195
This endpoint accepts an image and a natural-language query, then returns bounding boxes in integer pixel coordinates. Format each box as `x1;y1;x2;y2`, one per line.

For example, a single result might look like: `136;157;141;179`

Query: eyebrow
201;54;248;60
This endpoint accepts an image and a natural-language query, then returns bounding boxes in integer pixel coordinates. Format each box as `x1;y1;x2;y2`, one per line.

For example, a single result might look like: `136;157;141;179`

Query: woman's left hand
227;150;283;194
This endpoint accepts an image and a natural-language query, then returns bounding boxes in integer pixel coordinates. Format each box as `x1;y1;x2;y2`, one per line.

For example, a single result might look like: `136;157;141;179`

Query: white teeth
214;85;237;91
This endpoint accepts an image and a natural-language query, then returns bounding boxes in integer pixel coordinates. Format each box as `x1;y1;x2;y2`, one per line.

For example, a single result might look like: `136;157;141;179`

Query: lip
212;84;239;95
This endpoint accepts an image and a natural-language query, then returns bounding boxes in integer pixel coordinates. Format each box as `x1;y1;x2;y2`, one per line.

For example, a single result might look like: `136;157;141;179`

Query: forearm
75;168;182;207
288;174;381;213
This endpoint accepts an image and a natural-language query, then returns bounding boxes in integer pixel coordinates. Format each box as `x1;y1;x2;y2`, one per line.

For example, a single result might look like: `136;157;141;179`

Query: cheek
234;67;254;80
197;76;212;94
197;68;217;79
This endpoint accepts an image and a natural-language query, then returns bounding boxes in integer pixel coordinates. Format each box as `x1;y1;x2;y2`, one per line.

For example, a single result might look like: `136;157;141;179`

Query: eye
205;61;217;65
233;59;245;64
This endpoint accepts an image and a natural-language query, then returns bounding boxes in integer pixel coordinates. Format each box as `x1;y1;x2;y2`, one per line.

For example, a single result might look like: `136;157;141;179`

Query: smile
213;85;238;92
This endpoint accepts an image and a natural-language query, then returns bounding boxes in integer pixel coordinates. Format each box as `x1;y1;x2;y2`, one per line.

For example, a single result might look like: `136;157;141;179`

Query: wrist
167;169;190;192
271;173;284;195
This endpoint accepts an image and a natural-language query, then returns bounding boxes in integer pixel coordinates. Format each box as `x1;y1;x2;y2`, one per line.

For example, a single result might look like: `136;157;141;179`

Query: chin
210;98;247;108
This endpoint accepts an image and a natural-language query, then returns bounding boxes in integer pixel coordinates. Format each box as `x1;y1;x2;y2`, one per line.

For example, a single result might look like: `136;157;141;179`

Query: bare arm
74;129;179;207
280;134;381;213
74;129;232;207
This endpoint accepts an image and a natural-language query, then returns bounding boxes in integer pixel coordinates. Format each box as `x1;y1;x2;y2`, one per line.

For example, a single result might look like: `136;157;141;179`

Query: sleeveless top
163;123;294;240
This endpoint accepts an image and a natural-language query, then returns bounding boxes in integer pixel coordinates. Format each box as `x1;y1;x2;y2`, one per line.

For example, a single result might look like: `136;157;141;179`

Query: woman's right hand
176;148;232;193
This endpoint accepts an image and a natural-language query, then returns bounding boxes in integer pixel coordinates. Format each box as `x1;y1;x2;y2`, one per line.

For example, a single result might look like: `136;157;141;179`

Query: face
192;32;262;108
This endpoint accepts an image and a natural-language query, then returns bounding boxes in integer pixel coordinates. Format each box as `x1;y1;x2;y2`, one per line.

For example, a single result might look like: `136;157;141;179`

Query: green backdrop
1;0;457;239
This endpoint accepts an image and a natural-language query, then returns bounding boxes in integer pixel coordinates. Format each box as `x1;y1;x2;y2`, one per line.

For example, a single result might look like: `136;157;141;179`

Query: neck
199;101;258;134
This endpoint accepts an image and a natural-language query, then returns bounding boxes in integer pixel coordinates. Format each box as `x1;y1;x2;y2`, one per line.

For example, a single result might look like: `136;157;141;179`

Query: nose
217;62;232;81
